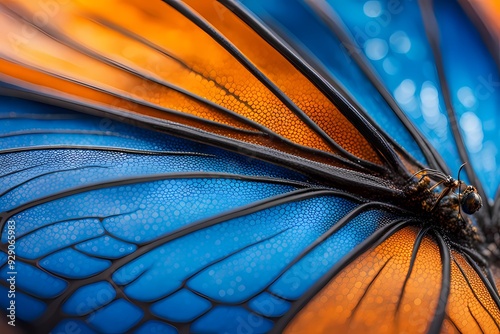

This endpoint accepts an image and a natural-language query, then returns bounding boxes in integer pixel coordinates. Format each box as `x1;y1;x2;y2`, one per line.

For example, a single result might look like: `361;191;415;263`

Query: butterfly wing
0;96;416;333
0;0;406;174
0;1;499;333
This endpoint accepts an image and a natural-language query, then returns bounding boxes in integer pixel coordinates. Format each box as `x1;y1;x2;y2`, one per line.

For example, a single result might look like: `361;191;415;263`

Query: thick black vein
428;231;451;334
272;218;415;333
166;0;380;169
220;0;399;174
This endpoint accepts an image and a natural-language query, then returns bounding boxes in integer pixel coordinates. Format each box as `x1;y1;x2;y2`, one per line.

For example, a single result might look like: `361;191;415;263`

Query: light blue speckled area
75;236;137;259
40;248;111;279
113;195;358;302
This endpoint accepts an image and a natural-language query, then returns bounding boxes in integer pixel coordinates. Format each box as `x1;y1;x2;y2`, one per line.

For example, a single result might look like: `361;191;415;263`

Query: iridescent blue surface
40;249;111;279
75;236;137;259
328;0;499;198
0;286;46;322
134;321;177;334
249;292;291;317
329;0;465;178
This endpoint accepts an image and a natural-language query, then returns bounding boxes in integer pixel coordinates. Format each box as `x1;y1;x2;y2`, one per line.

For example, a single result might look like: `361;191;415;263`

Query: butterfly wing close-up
0;0;500;333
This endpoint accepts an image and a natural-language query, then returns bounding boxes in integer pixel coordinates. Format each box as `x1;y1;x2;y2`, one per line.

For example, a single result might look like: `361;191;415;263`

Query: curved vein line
0;163;44;178
0;85;369;171
182;228;293;303
349;256;393;325
0;274;59;301
418;0;487;211
1;171;310;225
0;129;128;139
0;145;217;157
395;226;431;316
0;5;265;136
221;0;398;172
0;113;82;120
1;55;265;136
90;16;257;114
453;257;500;330
87;18;260;122
167;0;369;165
272;218;415;333
33;188;322;330
468;304;486;334
428;231;451;334
445;314;463;334
0;165;110;197
4;3;375;170
12;211;137;244
304;0;444;173
458;250;500;304
262;202;400;297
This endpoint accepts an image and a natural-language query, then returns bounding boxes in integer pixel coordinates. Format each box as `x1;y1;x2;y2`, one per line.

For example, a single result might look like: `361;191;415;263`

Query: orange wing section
0;0;383;169
286;226;500;333
446;251;500;333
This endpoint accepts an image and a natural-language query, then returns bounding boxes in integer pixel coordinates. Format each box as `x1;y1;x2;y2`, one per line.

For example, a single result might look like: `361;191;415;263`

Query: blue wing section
0;96;406;332
432;0;500;200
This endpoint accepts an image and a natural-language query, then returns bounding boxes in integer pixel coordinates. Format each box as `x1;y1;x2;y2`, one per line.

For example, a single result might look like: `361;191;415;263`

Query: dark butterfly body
0;0;499;333
461;187;482;215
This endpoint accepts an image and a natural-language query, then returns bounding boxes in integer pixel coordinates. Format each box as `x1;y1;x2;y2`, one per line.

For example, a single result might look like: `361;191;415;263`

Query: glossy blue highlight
62;281;116;316
151;289;211;322
87;299;143;333
134;321;177;334
75;236;137;259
